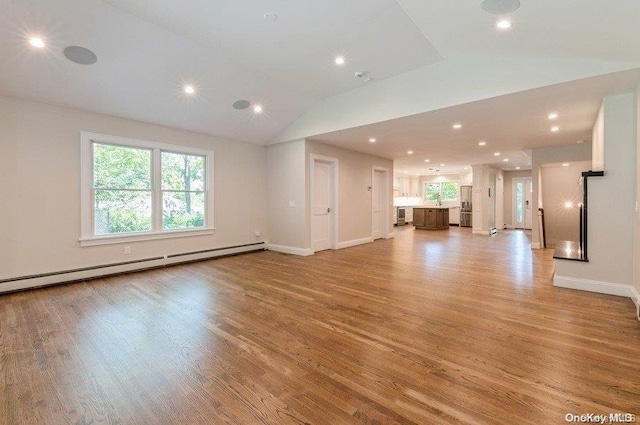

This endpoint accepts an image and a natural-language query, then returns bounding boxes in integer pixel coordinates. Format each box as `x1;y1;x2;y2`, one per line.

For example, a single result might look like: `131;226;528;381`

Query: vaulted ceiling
2;0;640;173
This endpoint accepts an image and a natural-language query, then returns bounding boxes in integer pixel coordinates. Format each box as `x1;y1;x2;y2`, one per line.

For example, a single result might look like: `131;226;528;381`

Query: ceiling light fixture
407;150;413;155
503;158;509;162
494;152;501;156
440;163;445;167
29;37;45;48
452;123;462;129
548;112;559;120
516;166;521;170
577;140;584;144
562;162;570;167
334;56;345;66
478;141;487;146
369;138;376;143
253;105;263;113
551;126;560;132
184;85;195;95
424;159;430;163
496;20;512;30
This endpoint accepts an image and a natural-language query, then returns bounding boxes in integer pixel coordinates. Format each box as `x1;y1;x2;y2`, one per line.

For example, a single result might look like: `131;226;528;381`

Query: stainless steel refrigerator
460;185;472;227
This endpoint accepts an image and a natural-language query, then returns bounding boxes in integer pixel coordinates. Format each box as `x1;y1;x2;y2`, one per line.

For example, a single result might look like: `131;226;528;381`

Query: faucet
436;194;442;206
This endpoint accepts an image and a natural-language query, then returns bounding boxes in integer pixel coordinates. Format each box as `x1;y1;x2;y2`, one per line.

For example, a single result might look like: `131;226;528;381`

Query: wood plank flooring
2;226;639;424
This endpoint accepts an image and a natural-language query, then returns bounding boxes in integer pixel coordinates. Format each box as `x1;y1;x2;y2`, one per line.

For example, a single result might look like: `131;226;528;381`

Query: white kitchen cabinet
449;207;460;225
405;207;413;223
410;177;421;197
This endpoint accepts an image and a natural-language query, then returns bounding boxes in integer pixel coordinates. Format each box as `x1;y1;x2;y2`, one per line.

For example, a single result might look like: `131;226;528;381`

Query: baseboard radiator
0;242;266;294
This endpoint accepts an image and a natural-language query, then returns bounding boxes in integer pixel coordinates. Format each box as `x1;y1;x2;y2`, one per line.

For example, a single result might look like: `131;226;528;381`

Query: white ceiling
1;0;640;170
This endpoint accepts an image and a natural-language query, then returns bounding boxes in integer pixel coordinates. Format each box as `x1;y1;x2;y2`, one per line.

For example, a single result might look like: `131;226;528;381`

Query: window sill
79;227;216;247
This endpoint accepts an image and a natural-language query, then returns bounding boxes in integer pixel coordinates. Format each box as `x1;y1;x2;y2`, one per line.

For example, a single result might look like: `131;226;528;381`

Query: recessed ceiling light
516;166;521;170
424;159;430;163
452;123;462;129
478;141;487;146
494;152;501;156
263;12;278;22
184;85;195;95
464;166;469;170
551;126;560;132
29;37;45;48
440;163;445;167
404;171;408;174
564;202;573;209
496;20;512;30
253;105;263;113
407;150;413;155
335;56;345;66
503;158;509;162
562;162;570;167
369;138;376;143
577;140;584;144
548;112;559;120
481;0;521;14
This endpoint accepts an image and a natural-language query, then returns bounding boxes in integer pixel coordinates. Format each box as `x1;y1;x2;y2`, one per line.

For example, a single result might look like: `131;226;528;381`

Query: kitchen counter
413;207;450;230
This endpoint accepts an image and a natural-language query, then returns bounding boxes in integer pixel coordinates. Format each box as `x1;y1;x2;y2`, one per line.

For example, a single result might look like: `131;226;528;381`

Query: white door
524;178;533;229
313;161;332;252
514;178;533;229
372;170;383;240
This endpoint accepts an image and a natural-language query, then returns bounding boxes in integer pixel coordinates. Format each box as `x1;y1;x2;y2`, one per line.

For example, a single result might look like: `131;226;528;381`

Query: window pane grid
90;139;209;237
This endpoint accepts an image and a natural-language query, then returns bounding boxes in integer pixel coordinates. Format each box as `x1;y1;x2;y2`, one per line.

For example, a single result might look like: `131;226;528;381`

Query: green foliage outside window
93;143;206;235
423;181;459;202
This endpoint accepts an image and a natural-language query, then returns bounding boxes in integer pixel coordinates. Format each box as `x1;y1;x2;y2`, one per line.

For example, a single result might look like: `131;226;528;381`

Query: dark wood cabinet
413;208;449;230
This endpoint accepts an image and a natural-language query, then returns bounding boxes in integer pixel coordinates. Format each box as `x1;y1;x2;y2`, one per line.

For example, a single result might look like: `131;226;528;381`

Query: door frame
512;177;532;229
309;154;338;254
371;166;390;240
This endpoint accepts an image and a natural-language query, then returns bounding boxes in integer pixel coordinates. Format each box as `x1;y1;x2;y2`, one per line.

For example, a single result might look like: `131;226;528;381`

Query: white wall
0;95;267;282
305;140;394;246
266;140;307;250
555;93;635;287
503;170;532;228
634;85;640;299
540;162;591;246
531;142;593;247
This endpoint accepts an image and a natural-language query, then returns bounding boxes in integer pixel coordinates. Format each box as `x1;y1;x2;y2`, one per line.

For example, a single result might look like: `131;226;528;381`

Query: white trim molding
531;242;541;249
267;244;314;256
0;243;265;294
553;275;636;298
336;237;373;250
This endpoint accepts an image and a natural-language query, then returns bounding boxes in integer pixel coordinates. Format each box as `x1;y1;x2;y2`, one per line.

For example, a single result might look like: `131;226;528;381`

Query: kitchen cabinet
413;207;449;230
394;175;413;196
410;177;421;197
405;207;413;223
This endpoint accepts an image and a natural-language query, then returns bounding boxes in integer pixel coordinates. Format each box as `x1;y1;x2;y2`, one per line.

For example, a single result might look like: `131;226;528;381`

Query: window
423;181;459;202
81;132;214;246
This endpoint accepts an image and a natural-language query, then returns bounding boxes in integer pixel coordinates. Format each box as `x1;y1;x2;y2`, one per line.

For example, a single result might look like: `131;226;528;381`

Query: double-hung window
80;132;214;246
423;181;459;203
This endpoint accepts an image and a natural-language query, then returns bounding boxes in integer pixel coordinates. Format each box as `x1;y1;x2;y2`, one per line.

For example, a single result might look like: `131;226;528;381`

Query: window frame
423;180;460;203
80;132;215;247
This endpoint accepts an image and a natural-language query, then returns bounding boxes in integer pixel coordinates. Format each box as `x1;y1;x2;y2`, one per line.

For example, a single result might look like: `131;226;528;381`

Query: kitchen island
413;207;449;230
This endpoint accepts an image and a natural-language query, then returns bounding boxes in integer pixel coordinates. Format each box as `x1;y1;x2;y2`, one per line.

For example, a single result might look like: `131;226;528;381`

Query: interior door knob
327;207;331;213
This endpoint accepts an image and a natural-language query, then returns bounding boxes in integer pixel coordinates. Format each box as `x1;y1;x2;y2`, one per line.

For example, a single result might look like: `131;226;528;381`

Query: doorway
310;155;338;253
513;178;532;229
371;167;389;240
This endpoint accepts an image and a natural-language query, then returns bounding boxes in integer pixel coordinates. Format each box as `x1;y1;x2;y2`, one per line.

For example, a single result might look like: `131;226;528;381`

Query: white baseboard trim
386;232;395;239
553;275;636;298
337;237;373;250
630;285;640;310
267;244;313;257
0;242;266;294
531;242;541;249
505;225;515;229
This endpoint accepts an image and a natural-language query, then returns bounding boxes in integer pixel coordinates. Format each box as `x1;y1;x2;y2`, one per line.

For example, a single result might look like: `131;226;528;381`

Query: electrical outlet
124;246;131;255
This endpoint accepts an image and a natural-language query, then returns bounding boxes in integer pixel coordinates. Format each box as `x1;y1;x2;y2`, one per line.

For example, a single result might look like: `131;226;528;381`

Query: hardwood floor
2;226;639;424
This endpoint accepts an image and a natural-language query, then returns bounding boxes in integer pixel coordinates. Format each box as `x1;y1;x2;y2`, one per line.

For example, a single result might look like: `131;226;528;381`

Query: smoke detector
354;71;364;78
